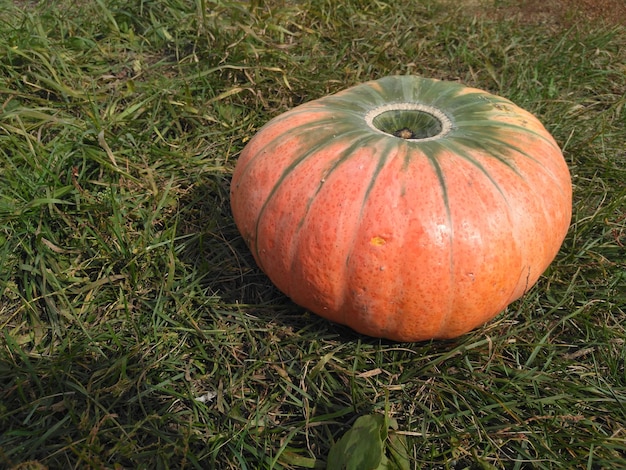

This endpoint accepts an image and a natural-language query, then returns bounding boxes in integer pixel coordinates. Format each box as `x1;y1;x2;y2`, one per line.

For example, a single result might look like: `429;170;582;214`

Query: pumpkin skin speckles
230;75;572;342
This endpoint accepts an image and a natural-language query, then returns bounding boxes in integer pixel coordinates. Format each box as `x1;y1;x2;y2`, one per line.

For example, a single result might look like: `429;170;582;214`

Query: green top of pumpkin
249;76;559;223
261;75;556;171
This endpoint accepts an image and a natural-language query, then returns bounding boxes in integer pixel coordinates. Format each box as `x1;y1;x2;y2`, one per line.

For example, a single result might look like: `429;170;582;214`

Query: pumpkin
230;75;572;342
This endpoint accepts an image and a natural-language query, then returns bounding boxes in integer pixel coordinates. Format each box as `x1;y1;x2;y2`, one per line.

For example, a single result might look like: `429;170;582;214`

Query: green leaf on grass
327;414;410;470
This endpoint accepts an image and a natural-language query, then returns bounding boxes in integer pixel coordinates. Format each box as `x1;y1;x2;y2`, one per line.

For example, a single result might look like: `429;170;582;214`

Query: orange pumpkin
230;76;572;342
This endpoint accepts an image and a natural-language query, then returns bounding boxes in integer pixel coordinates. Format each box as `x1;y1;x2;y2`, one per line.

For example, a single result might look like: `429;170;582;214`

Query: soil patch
457;0;626;29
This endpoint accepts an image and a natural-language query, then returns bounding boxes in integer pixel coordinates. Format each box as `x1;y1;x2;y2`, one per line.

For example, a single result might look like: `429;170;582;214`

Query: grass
0;0;625;468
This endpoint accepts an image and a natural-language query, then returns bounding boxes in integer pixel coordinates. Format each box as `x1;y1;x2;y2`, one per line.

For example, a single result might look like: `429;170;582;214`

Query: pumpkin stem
393;128;417;139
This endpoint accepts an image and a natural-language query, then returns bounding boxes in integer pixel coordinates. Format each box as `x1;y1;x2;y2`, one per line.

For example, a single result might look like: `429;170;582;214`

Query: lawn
1;0;625;468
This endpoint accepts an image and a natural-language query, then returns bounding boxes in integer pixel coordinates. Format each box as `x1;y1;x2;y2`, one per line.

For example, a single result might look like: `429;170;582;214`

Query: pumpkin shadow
174;178;283;306
173;180;394;341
